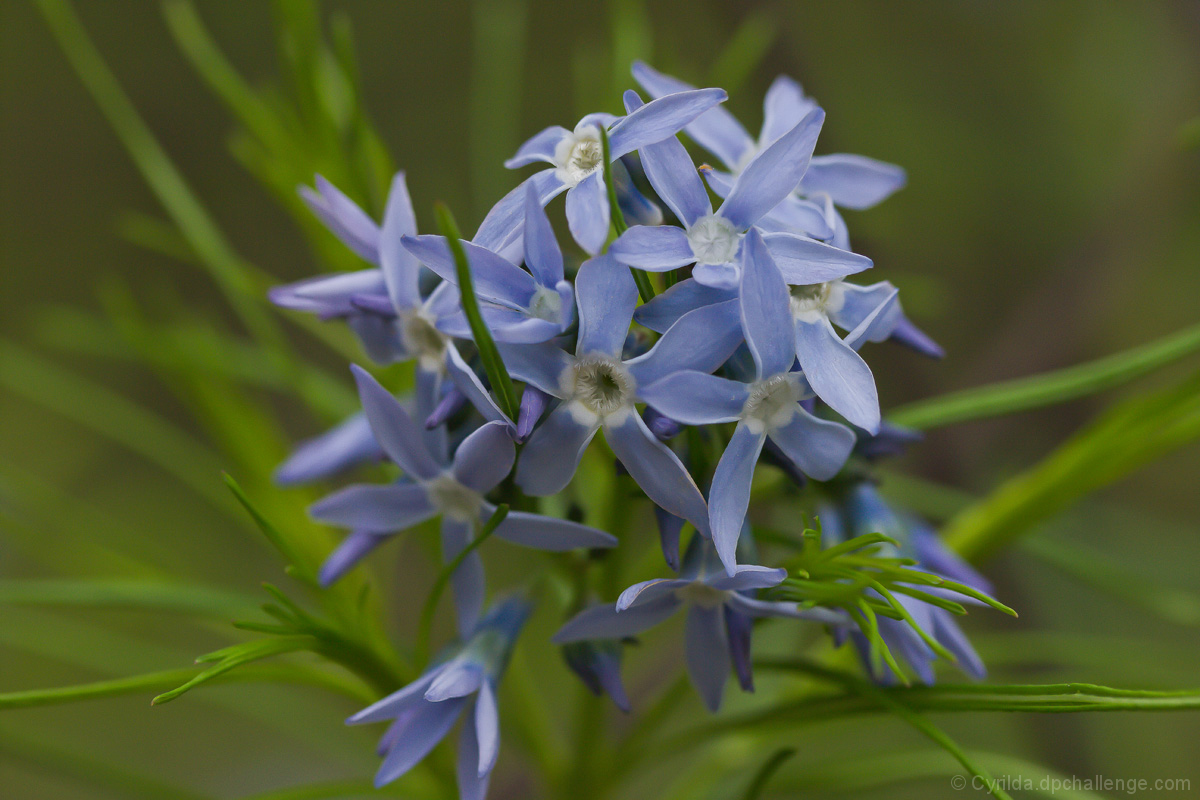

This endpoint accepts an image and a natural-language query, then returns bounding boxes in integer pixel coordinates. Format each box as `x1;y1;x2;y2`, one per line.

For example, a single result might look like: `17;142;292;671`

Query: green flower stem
599;125;655;303
435;203;520;421
741;748;797;800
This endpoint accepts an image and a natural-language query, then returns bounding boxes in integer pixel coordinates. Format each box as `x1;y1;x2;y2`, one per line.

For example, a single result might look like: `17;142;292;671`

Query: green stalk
599;126;655;302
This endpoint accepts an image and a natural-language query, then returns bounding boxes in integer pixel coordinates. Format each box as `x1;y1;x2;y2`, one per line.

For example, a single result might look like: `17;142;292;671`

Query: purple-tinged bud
516;387;552;443
654;506;684;571
644;407;683;440
426;386;467;429
856;422;923;461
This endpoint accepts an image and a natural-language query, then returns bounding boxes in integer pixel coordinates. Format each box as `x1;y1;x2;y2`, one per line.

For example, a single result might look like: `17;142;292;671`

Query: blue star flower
640;230;856;567
492;256;743;564
310;365;615;633
554;536;843;712
496;87;728;255
401;183;576;344
349;595;530;795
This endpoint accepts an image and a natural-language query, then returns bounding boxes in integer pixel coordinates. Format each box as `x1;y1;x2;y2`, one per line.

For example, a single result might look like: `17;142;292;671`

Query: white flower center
742;373;801;434
554;124;604;187
560;354;635;425
686;215;741;265
400;309;448;372
424;473;483;523
675;581;730;609
527;286;563;323
789;280;845;324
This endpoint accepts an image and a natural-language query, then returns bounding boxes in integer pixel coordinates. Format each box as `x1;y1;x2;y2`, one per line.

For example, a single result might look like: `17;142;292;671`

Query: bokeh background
2;1;1199;798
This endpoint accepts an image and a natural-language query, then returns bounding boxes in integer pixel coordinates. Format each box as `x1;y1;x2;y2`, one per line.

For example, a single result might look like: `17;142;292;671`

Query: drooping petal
890;316;945;359
552;595;681;643
402;235;537;309
655;507;684;571
793;319;880;433
450;421;515;493
566;171;611;256
425;662;484;701
269;269;388;316
639;135;711;227
616;578;692;611
633;278;734;333
625;299;743;388
473;169;569;264
310;483;436;532
348;671;439;725
516;405;599;496
762;233;872;284
707;564;787;592
352;365;442;479
725;605;755;692
639;371;749;426
522;181;565;285
740;229;796;377
318;531;390;586
444;344;514;428
275;412;383;486
416;370;449;464
575;254;638;357
608;225;695;271
379;172;422;309
495;341;573;397
604;414;710;536
475;680;501;776
302;176;380;264
932;610;987;680
718;108;825;231
830;281;899;334
760;74;817;147
456;703;489;800
631;61;754;169
708;423;766;573
485;502;617;551
685;605;730;712
347;315;406;365
608;87;729;158
767;407;855;481
842;287;901;352
443;518;486;635
372;697;466;788
505;125;571;168
801;154;907;210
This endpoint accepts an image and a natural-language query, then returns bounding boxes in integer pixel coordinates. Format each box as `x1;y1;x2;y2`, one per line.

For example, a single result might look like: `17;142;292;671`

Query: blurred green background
2;1;1199;798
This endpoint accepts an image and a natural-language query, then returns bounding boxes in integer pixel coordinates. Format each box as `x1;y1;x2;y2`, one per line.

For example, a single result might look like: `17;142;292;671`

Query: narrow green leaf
0;579;257;618
224;474;318;585
599;126;656;303
415;504;510;665
741;747;796;800
889;320;1200;430
434;203;520;420
151;637;312;705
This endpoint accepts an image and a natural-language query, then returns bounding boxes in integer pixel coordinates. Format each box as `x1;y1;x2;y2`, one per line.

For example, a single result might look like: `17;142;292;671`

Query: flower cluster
271;62;995;795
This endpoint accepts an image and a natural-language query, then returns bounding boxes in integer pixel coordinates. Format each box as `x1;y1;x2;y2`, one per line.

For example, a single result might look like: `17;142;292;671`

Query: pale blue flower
640;231;856;566
349;595;529;796
494;256;743;564
401;183;576;344
497;88;728;255
554;537;842;711
310;365;615;633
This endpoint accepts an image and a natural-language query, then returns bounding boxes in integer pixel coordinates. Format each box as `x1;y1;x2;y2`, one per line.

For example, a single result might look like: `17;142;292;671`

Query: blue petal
552;595;681;643
575;254;638;357
475;681;501;777
347;315;406;365
707;564;787;592
379;172;421;309
452;421;515;493
890;316;945;359
760;75;817;147
633;278;734;333
505;125;571;169
616;578;692;610
402;235;536;309
516;385;552;443
473;169;568;264
456;701;490;800
566;172;610;256
655;507;684;571
318;531;390;587
612;156;663;226
425;662;484;701
603;414;710;537
725;605;755;692
445;344;514;428
347;670;438;724
608;87;729;159
485;501;617;551
352;365;443;478
740;229;796;377
496;341;573;397
417;371;449;464
372;697;466;787
692;261;740;290
275;411;382;486
632;61;753;169
831;281;899;335
639;135;711;227
443;519;486;635
608;225;695;271
793;319;880;433
726;593;847;624
471;306;563;345
718;108;825;231
639;371;749;425
762;233;872;284
841;287;901;352
708;423;765;573
626;299;743;388
755;194;835;239
801;154;907;210
523;181;565;286
301;175;380;264
310;483;435;532
932;610;986;679
767;406;856;481
685;605;730;712
269;269;388;316
516;404;599;496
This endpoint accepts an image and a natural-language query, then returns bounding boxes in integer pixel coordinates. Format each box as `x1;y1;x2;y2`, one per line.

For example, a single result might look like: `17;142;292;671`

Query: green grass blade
740;747;797;800
0;579;257;618
151;637;312;705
